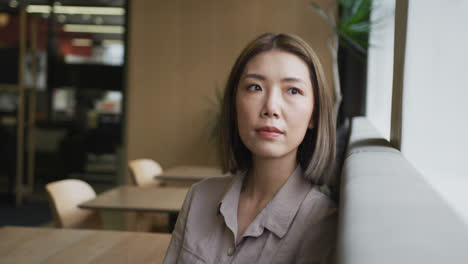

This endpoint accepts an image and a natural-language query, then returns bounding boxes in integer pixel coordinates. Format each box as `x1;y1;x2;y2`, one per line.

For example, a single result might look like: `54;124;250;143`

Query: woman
164;33;337;264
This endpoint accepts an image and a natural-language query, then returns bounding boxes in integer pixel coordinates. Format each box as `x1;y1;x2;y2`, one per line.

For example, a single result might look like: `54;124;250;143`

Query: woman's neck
243;152;297;202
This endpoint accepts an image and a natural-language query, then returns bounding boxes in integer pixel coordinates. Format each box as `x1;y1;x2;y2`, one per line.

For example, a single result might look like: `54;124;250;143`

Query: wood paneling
126;0;334;173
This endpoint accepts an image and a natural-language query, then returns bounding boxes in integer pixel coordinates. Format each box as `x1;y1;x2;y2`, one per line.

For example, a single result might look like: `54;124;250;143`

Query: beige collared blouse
163;166;337;264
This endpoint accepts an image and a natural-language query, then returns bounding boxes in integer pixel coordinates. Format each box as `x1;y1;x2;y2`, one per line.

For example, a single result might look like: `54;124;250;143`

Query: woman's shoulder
302;185;338;221
180;173;237;235
186;172;236;203
191;172;235;191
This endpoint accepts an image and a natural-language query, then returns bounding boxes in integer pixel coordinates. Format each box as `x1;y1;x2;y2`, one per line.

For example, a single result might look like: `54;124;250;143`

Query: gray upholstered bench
336;117;468;264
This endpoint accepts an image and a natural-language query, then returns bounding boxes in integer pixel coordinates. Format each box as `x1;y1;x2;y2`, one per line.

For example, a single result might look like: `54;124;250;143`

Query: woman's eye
288;88;301;95
247;84;262;91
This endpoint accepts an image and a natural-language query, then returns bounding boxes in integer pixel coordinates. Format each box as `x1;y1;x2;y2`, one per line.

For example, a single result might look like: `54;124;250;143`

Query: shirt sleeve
162;185;195;264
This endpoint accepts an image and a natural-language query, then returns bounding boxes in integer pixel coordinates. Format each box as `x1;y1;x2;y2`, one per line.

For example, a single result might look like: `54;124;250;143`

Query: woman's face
235;50;314;161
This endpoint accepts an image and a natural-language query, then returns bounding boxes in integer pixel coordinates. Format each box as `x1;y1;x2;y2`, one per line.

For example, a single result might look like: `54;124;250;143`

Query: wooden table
0;226;171;264
79;186;188;213
156;166;222;182
79;186;189;231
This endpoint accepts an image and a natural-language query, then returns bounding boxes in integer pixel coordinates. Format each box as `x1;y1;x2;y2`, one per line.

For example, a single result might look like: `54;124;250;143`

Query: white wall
366;0;395;140
366;0;468;223
400;1;468;222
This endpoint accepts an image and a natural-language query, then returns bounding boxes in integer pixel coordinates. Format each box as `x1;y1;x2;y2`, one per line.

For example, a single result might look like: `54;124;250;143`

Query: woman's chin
249;146;297;161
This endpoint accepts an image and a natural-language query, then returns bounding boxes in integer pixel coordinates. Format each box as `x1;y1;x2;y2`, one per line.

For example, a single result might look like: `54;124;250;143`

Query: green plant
310;0;378;120
205;83;224;144
311;0;374;59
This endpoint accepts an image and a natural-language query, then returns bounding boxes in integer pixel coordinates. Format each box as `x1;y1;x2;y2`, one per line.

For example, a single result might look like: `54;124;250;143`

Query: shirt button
227;247;235;256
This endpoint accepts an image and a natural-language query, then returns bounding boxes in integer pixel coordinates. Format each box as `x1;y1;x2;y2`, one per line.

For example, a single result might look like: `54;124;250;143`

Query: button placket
227;247;235;256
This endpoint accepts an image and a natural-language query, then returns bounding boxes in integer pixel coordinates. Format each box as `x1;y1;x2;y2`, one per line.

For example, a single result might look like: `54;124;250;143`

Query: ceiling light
27;5;50;13
26;5;125;16
63;24;125;34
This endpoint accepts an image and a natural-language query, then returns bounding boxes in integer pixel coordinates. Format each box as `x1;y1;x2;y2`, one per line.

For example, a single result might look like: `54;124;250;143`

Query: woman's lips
255;126;284;138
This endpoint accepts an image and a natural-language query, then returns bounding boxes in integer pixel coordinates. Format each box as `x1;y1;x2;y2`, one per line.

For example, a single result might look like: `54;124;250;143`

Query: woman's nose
262;91;280;118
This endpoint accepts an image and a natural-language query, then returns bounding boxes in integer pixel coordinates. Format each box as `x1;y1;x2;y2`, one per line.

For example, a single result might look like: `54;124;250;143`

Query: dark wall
54;63;123;90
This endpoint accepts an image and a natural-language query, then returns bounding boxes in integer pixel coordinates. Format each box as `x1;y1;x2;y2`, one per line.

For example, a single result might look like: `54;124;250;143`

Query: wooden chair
128;159;163;187
45;179;102;229
128;159;169;232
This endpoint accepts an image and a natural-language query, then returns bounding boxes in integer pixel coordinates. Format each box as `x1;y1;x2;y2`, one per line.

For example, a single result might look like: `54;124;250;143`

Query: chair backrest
45;179;101;229
128;159;163;187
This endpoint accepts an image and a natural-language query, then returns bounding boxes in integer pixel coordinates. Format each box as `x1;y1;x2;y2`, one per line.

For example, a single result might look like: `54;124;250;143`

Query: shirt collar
217;166;312;240
217;171;246;238
259;166;312;238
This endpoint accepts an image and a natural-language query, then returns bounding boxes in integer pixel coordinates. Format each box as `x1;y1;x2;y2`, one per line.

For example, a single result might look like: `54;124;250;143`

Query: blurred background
0;0;127;226
0;0;342;227
1;0;466;233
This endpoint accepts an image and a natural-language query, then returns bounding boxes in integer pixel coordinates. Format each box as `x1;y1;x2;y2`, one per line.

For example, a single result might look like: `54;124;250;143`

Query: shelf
0;83;36;92
0;84;18;92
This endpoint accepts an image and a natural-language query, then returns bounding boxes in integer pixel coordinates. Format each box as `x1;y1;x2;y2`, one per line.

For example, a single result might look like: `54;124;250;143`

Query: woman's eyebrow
243;74;306;84
243;73;266;81
281;77;307;85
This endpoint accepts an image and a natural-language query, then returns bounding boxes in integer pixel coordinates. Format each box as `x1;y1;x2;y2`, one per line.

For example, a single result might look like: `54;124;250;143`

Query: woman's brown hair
219;33;336;186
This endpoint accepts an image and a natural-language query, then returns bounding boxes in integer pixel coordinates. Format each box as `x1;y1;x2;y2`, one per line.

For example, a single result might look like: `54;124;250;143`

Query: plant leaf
347;21;372;33
339;32;368;55
310;1;337;29
348;0;372;25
